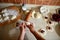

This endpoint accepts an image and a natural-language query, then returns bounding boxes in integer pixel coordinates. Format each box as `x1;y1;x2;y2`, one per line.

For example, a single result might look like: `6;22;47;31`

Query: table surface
25;5;60;40
0;4;60;40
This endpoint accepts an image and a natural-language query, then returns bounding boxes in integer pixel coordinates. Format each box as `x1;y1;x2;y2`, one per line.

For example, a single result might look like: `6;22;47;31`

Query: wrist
30;28;36;33
20;30;25;34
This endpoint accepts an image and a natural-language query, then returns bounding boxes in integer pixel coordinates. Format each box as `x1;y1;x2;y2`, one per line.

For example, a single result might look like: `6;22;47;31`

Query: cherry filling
45;17;48;19
48;27;51;29
46;26;51;30
52;14;60;22
40;30;45;33
49;21;52;24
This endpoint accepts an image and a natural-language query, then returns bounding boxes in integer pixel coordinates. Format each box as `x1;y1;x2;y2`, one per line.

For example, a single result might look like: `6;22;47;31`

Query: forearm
18;31;25;40
31;30;45;40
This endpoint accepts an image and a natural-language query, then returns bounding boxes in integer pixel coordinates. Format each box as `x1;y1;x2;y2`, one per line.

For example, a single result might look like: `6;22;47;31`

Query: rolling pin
25;10;32;21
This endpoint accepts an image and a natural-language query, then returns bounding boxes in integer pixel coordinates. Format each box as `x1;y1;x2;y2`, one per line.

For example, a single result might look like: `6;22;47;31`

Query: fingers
18;22;26;29
30;23;33;26
26;22;33;27
26;22;34;30
16;21;34;29
21;22;26;29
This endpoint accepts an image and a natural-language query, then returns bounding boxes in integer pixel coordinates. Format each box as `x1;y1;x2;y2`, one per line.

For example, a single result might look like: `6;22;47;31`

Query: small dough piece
48;21;55;26
44;16;48;22
0;18;4;23
0;18;3;22
2;9;7;13
25;22;30;25
11;16;16;20
3;13;9;16
38;29;47;36
46;26;54;32
4;16;9;21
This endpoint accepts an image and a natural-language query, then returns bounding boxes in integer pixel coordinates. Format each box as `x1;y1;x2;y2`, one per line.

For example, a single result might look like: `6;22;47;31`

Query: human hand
19;22;26;34
26;22;35;32
17;22;26;40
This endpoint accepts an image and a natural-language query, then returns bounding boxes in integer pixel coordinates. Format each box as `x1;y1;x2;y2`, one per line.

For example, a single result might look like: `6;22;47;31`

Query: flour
0;9;18;23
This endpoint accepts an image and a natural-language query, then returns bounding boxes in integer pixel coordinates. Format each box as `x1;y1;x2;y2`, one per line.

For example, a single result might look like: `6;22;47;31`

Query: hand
18;22;26;40
26;23;35;32
19;22;26;34
26;23;45;40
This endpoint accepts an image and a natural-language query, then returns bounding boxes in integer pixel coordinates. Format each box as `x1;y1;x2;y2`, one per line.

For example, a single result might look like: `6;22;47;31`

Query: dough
32;11;41;19
0;9;18;22
46;26;54;32
40;6;50;14
38;29;47;36
26;22;30;25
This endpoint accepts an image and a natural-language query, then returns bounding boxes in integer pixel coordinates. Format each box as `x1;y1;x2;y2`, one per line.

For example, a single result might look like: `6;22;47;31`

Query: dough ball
38;29;47;36
46;26;54;32
32;12;42;19
26;22;30;25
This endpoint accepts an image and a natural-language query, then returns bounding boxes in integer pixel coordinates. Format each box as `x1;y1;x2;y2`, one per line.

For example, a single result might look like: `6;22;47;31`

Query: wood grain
0;0;60;6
